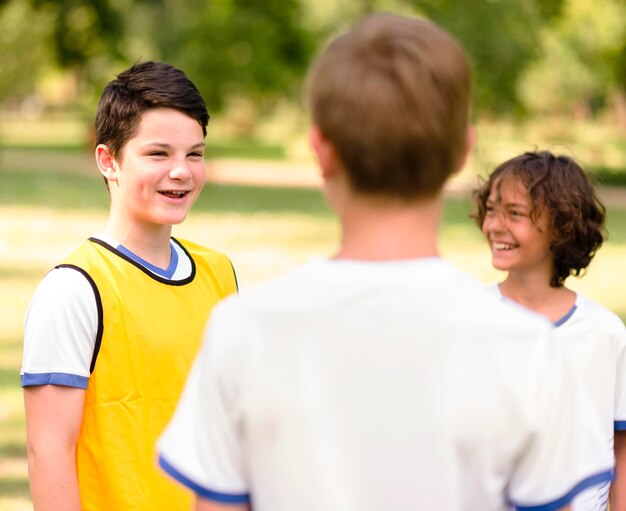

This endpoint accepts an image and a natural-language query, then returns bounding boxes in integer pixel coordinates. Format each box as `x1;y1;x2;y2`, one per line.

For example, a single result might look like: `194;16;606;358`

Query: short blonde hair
307;13;471;199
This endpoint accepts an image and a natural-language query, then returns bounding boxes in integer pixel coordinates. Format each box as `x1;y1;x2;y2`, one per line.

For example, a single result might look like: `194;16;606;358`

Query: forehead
131;107;203;141
487;175;530;204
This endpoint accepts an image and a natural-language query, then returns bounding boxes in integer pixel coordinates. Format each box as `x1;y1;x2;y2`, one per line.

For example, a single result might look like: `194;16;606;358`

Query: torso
22;236;237;510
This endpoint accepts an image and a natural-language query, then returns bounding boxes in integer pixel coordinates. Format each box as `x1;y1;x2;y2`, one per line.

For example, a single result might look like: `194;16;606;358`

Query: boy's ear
309;126;341;180
95;144;118;184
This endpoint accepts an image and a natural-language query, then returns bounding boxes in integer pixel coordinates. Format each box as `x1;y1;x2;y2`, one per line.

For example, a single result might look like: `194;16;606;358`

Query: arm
611;430;626;511
196;497;250;511
24;385;85;511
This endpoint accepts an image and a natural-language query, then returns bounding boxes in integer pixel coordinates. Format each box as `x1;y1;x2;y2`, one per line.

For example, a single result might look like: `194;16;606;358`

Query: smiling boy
475;151;626;510
21;61;237;511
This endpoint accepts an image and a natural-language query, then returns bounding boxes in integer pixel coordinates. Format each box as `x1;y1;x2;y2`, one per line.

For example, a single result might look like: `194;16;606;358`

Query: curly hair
472;151;606;287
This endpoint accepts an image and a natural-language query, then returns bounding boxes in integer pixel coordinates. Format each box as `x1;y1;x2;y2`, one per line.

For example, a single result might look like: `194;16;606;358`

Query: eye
485;204;495;215
188;151;204;158
149;151;167;157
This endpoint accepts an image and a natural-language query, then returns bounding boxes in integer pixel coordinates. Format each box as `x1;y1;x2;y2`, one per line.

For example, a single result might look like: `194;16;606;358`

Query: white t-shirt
158;258;613;511
21;235;193;388
488;285;626;511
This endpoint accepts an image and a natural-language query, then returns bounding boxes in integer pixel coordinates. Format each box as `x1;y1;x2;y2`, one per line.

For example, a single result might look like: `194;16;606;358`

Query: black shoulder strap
55;264;104;373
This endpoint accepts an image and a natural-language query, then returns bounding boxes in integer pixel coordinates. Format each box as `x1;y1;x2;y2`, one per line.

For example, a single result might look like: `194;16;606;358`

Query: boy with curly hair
474;150;626;510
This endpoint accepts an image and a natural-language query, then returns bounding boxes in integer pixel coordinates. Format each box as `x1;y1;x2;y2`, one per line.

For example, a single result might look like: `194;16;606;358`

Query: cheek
481;218;491;235
191;162;206;182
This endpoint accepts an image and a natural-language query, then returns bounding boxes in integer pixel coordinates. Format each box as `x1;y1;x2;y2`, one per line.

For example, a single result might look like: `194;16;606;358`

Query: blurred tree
27;0;129;101
412;0;549;115
31;0;124;68
132;0;316;113
535;0;565;19
0;0;54;104
23;0;315;120
2;0;624;124
519;0;626;118
614;43;626;127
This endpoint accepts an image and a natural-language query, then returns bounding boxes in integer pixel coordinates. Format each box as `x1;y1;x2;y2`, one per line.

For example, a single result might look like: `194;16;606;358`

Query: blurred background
1;0;625;509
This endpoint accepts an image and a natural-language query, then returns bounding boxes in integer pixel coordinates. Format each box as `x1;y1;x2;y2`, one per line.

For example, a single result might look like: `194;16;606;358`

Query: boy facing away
158;14;613;511
21;61;237;510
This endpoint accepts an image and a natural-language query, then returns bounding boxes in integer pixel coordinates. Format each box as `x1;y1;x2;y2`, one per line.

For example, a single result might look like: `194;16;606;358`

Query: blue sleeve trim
512;468;614;511
21;372;89;389
158;454;250;504
615;420;626;431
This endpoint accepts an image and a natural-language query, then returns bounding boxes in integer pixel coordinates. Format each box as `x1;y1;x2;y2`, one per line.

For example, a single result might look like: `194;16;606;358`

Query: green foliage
2;0;626;119
519;0;626;115
592;166;626;188
0;0;54;101
535;0;565;19
207;141;285;160
412;0;546;114
32;0;125;67
26;0;129;98
149;0;316;111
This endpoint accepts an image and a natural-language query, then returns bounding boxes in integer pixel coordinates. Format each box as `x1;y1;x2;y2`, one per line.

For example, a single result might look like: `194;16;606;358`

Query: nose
483;210;505;233
169;160;193;181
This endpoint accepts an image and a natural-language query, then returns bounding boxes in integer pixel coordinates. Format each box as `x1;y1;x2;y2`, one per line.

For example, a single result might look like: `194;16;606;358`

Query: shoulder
27;266;98;326
575;294;625;333
173;237;231;265
62;239;106;263
214;263;312;315
34;265;96;301
23;267;99;386
425;262;552;333
218;258;551;334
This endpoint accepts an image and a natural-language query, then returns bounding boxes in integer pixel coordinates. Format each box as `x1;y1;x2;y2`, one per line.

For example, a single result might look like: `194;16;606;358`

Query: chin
149;214;188;226
491;259;512;272
168;216;188;225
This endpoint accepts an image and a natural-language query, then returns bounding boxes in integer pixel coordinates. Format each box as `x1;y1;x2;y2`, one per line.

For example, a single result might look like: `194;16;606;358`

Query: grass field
0;146;625;510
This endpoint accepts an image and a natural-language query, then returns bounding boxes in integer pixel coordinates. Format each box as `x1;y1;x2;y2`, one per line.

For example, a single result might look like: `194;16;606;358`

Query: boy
21;61;237;510
474;151;626;510
158;14;612;511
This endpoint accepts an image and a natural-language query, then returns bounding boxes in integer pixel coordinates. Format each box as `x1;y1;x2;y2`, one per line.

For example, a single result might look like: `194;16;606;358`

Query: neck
103;214;173;269
334;193;442;261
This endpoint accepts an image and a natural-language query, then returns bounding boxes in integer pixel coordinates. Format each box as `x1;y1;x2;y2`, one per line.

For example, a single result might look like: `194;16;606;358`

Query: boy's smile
159;190;190;199
491;241;517;251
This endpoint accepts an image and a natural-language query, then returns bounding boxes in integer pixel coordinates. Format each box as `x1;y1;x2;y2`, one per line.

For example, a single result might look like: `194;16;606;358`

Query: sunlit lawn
0;149;625;510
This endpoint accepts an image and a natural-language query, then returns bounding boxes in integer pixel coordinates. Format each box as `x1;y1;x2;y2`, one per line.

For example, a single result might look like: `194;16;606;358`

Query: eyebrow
142;142;205;149
485;198;530;209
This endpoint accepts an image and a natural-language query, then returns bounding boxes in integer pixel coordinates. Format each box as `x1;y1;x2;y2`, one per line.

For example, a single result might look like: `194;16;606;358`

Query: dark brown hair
306;13;471;199
95;61;209;161
473;151;606;287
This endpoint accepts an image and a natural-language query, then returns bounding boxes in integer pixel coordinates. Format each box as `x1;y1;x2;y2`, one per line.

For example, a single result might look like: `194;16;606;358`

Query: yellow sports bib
60;237;237;511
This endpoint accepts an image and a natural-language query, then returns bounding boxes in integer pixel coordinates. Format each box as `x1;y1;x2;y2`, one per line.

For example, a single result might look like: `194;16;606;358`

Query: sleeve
157;301;250;504
507;339;614;510
613;318;626;430
21;267;99;389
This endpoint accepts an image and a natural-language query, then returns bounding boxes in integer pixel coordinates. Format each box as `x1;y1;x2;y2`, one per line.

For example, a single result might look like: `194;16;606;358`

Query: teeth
161;191;186;197
493;242;514;250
